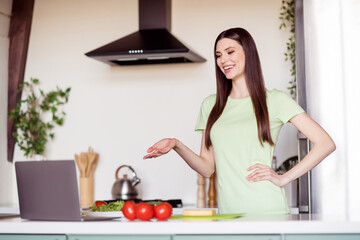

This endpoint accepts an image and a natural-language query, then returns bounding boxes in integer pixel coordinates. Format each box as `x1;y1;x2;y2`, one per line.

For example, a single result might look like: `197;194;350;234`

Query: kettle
111;165;141;200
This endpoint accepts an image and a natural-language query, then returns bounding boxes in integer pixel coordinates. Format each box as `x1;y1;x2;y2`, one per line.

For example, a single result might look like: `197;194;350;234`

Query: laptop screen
15;160;82;221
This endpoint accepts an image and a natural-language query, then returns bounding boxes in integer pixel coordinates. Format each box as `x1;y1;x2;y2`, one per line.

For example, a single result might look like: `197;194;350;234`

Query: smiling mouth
223;65;234;73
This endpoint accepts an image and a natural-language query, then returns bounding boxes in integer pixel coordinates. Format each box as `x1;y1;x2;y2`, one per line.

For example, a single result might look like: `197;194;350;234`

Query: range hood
85;0;206;66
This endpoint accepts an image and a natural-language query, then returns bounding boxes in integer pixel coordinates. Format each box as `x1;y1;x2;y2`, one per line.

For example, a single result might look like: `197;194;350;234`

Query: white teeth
224;66;233;70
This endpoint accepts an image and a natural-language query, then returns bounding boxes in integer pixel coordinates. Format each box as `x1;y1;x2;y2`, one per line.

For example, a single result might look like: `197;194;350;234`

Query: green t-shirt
195;89;305;214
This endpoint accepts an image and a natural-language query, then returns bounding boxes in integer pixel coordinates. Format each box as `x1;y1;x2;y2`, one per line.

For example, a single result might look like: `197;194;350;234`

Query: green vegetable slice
90;200;125;212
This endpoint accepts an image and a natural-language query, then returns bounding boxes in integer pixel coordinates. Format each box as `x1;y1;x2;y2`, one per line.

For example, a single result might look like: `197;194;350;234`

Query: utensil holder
80;177;94;208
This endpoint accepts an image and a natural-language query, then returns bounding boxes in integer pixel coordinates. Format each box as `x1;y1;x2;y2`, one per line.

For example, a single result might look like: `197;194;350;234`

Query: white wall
2;0;297;206
304;0;360;220
0;0;13;205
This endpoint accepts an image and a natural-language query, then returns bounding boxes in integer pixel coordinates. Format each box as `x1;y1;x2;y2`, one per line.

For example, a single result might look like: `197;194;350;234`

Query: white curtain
304;0;360;220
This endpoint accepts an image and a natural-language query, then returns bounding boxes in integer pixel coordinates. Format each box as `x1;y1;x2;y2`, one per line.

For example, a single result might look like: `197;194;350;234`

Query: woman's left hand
246;164;288;187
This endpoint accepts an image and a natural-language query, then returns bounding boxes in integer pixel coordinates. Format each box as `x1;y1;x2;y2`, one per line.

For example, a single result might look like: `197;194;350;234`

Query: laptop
15;160;117;221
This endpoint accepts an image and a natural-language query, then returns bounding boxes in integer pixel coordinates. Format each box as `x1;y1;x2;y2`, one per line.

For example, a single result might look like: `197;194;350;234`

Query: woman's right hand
143;138;177;159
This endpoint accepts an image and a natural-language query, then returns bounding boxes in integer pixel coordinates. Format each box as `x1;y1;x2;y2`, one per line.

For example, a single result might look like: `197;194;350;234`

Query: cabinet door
285;234;360;240
0;235;66;240
68;235;171;240
173;235;281;240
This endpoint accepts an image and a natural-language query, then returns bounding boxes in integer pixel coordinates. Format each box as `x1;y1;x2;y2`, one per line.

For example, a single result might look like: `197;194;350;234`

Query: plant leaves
279;0;296;98
9;77;71;157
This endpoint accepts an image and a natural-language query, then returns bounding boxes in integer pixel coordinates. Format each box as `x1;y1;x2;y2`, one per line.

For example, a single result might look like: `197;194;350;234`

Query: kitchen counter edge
1;214;360;235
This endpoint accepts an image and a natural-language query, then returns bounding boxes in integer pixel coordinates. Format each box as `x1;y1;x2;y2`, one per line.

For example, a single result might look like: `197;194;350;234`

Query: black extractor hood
85;0;206;66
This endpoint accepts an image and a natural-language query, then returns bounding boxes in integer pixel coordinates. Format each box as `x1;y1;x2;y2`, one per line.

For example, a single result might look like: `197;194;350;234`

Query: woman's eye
215;55;221;58
228;51;234;54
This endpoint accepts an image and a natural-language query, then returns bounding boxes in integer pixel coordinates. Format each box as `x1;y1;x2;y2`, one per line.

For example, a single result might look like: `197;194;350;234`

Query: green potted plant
8;77;71;159
279;0;296;99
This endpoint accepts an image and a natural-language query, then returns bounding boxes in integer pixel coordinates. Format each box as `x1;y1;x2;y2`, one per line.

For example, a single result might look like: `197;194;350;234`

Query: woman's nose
220;54;228;63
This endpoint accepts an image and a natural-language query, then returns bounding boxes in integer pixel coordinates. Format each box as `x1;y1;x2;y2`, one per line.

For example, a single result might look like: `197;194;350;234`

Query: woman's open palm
143;138;177;159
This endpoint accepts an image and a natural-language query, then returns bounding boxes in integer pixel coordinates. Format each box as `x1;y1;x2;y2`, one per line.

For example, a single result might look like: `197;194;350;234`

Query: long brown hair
205;28;274;149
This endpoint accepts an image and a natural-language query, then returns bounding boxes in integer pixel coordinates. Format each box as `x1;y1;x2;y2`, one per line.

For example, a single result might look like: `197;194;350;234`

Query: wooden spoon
85;146;97;177
79;153;89;177
89;153;99;177
75;154;85;177
86;152;97;177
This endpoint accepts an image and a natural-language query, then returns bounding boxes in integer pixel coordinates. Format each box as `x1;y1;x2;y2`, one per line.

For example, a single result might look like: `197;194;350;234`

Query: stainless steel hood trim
88;50;205;66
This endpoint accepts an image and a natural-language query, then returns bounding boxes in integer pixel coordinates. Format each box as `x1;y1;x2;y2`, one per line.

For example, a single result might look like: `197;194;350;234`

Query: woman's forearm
281;139;336;186
173;139;215;178
278;113;337;186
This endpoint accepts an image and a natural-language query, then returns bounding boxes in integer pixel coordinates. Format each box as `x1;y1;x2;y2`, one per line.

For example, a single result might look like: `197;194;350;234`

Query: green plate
169;213;245;220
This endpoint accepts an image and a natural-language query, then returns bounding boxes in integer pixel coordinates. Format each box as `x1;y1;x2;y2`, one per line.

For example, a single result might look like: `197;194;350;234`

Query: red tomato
154;202;173;220
122;201;137;220
95;201;107;208
136;202;154;221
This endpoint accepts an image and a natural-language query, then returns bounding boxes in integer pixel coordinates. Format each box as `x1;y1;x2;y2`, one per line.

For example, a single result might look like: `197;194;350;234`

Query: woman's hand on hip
246;163;289;187
143;138;177;159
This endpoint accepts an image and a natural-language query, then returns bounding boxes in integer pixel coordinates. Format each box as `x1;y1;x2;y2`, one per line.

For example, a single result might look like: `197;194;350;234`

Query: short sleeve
270;90;305;123
195;95;216;133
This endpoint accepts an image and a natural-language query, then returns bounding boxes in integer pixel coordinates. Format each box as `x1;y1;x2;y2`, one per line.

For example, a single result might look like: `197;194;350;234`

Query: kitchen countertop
1;213;360;235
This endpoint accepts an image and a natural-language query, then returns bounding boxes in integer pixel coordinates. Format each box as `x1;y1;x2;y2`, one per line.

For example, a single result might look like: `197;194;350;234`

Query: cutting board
170;213;245;220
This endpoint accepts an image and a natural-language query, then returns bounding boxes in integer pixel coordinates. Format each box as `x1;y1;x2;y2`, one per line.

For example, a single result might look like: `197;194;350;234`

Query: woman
143;28;336;214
